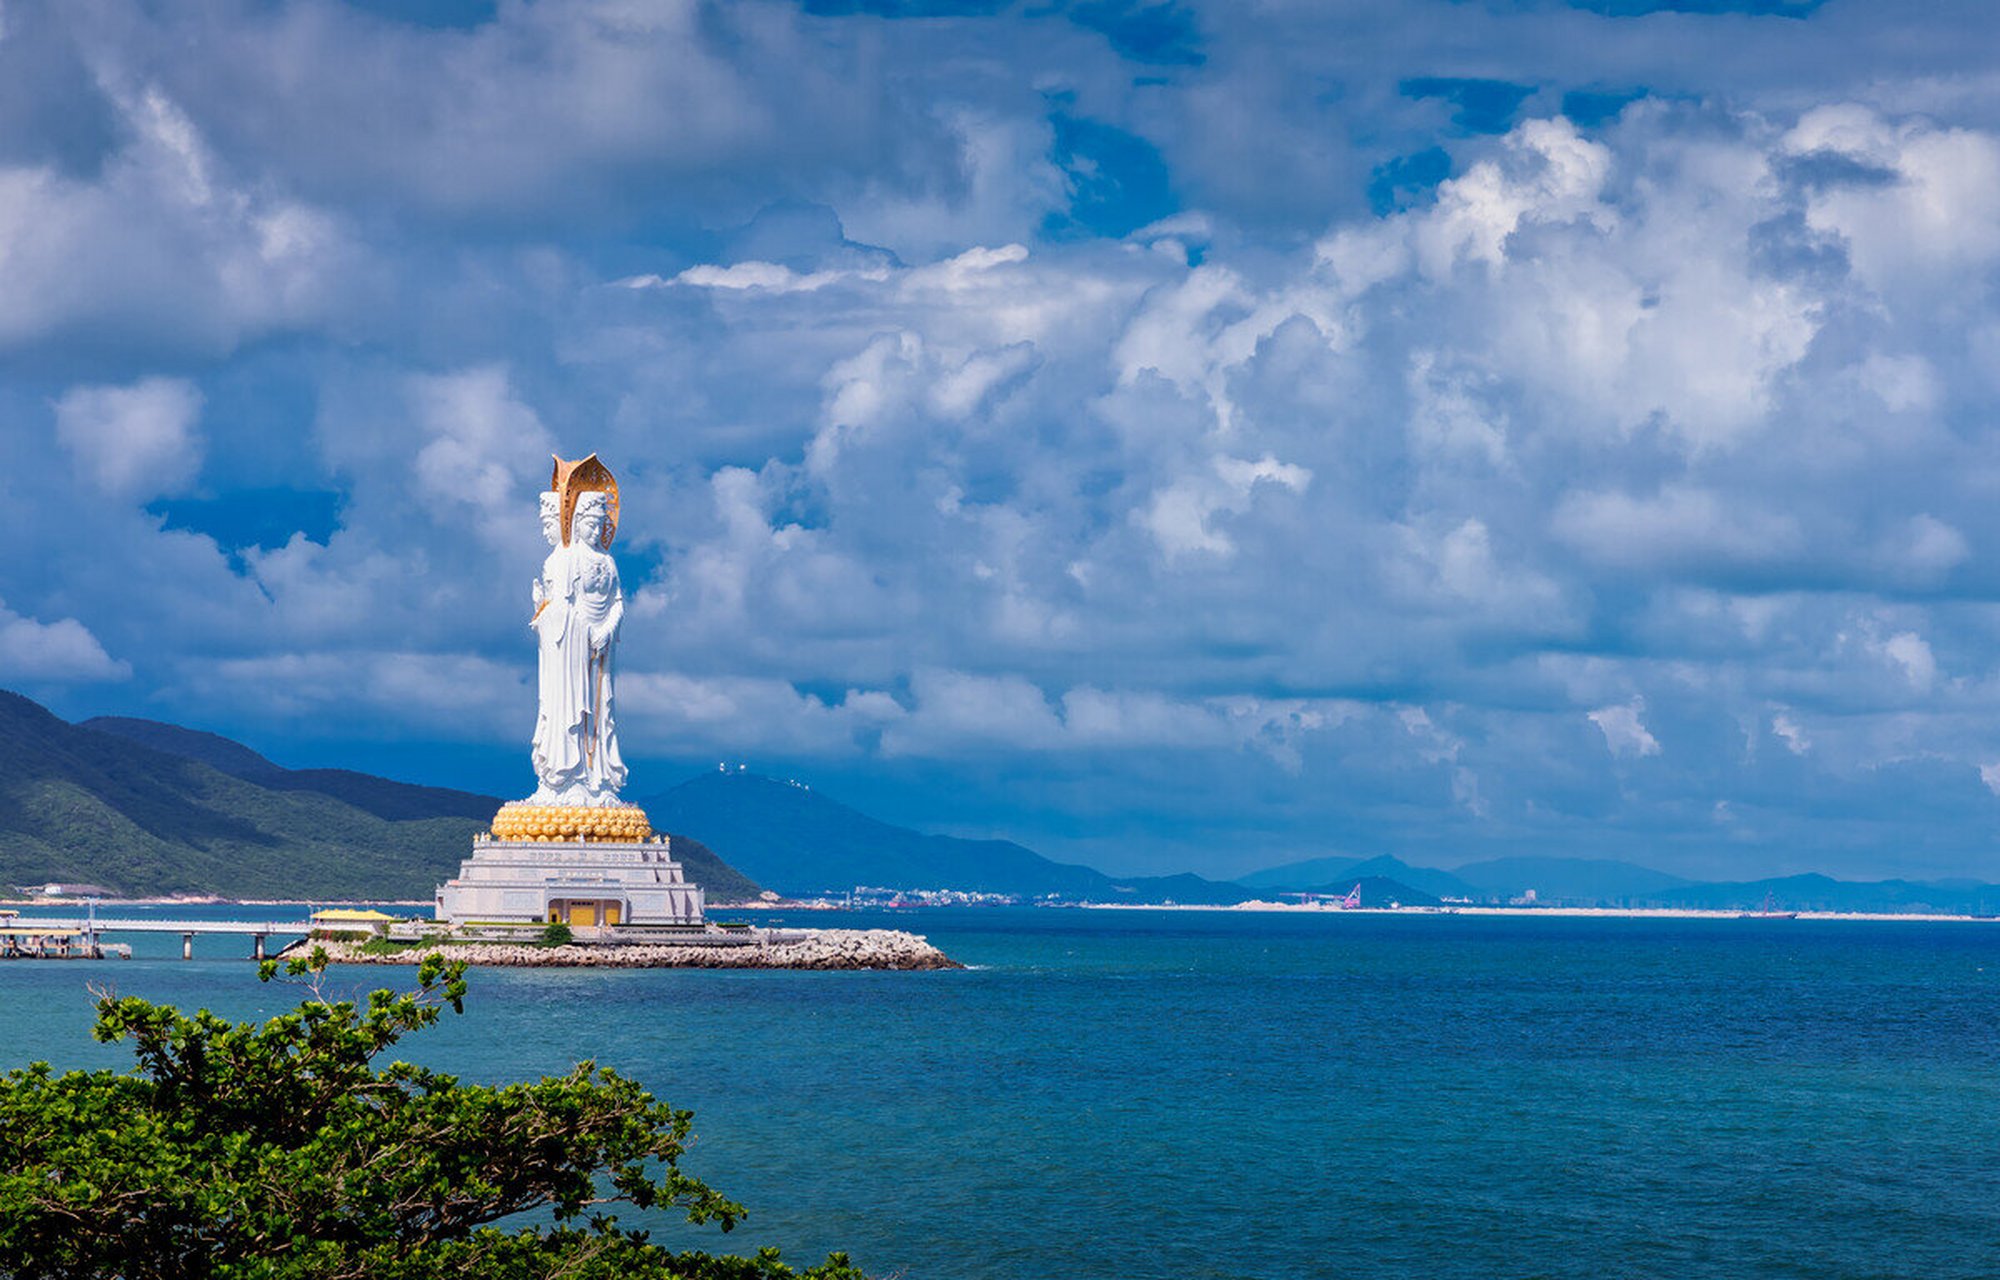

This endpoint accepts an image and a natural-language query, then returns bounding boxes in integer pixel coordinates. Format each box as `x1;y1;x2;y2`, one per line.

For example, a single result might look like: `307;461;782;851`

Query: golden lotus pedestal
487;802;653;843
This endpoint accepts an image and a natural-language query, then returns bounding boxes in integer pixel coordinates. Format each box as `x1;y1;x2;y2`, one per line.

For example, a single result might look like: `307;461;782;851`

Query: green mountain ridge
82;717;500;821
2;694;764;903
1;692;477;900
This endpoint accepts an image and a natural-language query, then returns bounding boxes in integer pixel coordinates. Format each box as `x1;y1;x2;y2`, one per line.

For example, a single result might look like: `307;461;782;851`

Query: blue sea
5;905;2000;1279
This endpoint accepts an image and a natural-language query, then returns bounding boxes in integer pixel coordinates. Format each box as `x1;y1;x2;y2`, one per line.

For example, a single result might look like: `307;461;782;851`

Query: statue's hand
589;624;612;653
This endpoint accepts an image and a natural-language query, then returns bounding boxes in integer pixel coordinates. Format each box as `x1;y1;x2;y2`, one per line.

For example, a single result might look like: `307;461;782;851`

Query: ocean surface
5;904;2000;1279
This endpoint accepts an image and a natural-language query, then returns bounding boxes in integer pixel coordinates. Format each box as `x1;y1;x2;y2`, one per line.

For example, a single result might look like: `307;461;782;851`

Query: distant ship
1280;884;1364;908
1739;892;1797;920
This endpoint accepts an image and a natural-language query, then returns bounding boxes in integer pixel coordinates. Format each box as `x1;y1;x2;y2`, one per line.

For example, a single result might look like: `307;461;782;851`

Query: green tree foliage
541;921;575;946
0;951;863;1280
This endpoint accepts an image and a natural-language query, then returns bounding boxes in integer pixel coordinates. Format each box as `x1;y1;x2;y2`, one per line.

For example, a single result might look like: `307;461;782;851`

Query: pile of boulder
294;928;961;971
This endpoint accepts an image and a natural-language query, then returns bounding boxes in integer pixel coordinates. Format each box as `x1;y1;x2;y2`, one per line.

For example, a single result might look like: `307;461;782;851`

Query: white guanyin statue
530;487;627;804
487;453;651;844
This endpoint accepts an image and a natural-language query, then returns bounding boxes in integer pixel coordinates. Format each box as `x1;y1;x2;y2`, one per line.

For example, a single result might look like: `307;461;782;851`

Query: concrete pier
6;916;312;961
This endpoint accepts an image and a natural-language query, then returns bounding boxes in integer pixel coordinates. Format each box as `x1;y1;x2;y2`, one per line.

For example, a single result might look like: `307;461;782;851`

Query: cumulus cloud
1772;711;1812;756
1137;454;1311;560
1552;486;1804;576
1589;699;1662;759
54;378;205;499
1783;104;2000;293
408;367;555;549
0;599;129;682
182;650;523;733
0;72;359;356
1874;630;1938;692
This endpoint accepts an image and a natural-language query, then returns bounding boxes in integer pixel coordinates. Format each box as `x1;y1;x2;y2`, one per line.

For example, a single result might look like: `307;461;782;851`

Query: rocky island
290;927;962;971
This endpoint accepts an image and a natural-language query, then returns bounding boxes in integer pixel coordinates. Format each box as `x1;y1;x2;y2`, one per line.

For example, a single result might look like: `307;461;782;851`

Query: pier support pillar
253;934;266;961
182;933;193;961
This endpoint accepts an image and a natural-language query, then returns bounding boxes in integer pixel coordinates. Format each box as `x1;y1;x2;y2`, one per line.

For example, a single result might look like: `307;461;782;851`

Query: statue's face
539;502;561;546
574;507;606;548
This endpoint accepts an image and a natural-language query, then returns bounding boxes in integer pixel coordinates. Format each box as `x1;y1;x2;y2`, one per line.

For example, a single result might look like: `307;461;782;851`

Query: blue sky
5;0;2000;882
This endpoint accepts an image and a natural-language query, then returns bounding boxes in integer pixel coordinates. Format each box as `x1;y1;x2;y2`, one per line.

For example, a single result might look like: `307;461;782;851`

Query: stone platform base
435;836;703;927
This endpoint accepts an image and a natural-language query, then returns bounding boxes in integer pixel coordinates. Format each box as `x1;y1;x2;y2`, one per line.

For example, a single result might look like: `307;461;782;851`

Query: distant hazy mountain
2;692;764;902
1238;854;1365;890
1241;853;1481;901
643;769;1253;902
1450;856;1690;903
1648;873;2000;915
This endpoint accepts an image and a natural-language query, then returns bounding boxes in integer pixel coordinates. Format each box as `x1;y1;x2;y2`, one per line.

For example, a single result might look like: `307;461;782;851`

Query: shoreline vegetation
285;929;964;970
2;951;868;1279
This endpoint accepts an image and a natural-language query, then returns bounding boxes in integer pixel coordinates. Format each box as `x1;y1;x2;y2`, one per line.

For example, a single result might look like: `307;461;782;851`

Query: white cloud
0;599;129;682
619;671;903;758
1785;105;2000;293
186;650;522;731
1392;517;1566;625
1856;354;1940;415
1772;711;1811;755
1875;514;1967;585
1589;698;1662;759
1138;453;1311;561
1876;630;1938;691
54;378;204;500
1407;353;1510;466
1551;486;1804;574
1412;118;1614;275
627;260;894;294
867;669;1358;766
881;669;1065;755
0;78;357;353
408;366;554;548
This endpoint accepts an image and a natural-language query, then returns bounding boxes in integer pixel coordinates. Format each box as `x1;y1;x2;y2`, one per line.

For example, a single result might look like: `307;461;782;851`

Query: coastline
1078;901;2000;923
12;895;1996;924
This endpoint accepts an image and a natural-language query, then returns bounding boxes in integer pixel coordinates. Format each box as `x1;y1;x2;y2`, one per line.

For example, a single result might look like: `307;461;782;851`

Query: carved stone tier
435;836;703;928
488;801;652;843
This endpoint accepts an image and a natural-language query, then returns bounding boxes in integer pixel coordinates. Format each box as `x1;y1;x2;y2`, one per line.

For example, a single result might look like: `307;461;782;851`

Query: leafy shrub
541;921;574;946
0;949;863;1280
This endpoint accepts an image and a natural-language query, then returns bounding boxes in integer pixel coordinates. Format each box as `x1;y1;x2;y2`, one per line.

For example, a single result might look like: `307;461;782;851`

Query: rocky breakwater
294;928;962;971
